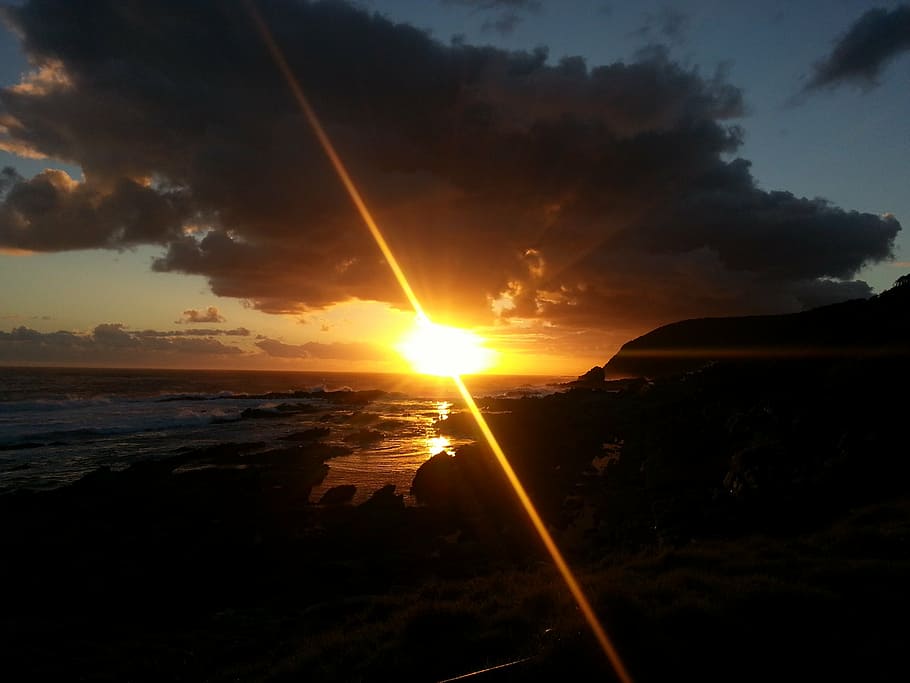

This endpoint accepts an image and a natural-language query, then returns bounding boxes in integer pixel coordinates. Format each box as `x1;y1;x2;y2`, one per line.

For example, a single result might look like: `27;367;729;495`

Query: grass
146;497;909;682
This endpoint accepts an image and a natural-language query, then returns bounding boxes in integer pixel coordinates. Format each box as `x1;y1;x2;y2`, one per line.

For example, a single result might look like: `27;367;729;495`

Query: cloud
0;323;245;365
481;12;522;36
443;0;540;35
0;313;53;321
176;306;225;324
0;0;900;349
632;7;690;46
443;0;540;10
0;167;192;250
804;5;910;91
255;337;387;361
0;166;20;196
136;327;250;337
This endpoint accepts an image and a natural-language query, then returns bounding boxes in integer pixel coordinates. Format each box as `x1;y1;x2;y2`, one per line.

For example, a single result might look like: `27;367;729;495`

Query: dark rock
281;427;331;441
73;466;117;490
360;484;404;510
243;444;351;467
568;365;607;388
240;408;284;420
0;442;44;451
411;452;457;505
317;484;357;506
320;389;387;405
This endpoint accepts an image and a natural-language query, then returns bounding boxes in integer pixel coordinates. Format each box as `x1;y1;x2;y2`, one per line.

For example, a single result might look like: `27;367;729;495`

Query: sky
0;0;908;374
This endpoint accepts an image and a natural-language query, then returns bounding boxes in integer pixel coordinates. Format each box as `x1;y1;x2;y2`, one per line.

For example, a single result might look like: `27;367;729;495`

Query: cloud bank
0;0;900;344
0;322;386;367
255;337;387;361
0;323;244;365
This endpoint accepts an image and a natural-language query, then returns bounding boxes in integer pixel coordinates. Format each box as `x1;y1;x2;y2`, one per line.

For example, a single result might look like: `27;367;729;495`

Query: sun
396;316;497;376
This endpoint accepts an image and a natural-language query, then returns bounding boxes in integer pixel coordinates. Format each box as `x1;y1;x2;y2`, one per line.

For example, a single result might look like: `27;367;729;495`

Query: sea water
0;367;568;502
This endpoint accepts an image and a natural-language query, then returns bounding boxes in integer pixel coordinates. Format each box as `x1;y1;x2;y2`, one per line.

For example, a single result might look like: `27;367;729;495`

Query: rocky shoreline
3;349;909;680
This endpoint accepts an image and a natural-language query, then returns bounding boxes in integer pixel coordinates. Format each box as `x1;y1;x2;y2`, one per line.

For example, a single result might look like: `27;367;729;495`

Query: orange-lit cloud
176;306;226;324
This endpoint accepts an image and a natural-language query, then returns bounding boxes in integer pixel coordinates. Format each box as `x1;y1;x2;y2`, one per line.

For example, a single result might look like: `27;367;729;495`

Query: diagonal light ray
452;374;632;682
245;0;425;322
245;4;632;681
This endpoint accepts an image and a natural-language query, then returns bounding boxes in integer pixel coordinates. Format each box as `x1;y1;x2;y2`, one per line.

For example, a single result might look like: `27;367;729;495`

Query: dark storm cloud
177;306;226;324
0;168;191;251
0;323;245;364
255;337;387;361
632;160;900;280
0;0;900;340
805;5;910;91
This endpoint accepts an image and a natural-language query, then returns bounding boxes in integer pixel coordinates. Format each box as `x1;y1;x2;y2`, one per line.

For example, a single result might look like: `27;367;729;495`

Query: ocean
0;366;569;503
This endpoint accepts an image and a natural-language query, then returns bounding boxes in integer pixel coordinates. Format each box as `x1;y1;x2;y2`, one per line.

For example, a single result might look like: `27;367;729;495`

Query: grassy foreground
3;356;909;681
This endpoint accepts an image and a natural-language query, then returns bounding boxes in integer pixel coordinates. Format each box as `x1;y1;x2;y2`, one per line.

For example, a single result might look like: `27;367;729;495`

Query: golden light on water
426;401;453;457
247;5;633;680
397;316;497;376
426;435;453;456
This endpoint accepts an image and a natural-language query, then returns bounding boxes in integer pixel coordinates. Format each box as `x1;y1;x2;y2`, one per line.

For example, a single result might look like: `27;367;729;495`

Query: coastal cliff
603;275;910;379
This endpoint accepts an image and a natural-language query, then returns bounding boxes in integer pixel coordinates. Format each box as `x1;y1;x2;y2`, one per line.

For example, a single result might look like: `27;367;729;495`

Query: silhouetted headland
604;274;910;379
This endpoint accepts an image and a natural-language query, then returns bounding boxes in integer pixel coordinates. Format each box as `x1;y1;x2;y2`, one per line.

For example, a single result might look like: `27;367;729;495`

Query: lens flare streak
245;0;425;320
246;4;633;680
452;375;632;683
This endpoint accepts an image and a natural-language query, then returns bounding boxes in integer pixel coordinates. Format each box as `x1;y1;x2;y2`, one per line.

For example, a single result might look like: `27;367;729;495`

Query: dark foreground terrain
2;356;909;682
3;282;910;681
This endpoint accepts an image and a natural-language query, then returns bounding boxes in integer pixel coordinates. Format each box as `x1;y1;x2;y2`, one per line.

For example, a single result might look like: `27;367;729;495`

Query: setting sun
396;316;497;376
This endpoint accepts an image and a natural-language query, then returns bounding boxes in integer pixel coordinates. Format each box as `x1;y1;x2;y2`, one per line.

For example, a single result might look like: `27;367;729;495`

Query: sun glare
397;316;496;376
426;435;453;456
247;9;632;677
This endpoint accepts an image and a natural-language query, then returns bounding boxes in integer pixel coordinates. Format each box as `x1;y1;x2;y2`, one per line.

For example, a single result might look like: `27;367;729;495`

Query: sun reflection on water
247;9;632;675
436;401;451;421
426;434;453;456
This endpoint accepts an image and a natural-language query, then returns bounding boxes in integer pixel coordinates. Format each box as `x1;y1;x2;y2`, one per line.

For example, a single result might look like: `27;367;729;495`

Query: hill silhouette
604;275;910;378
